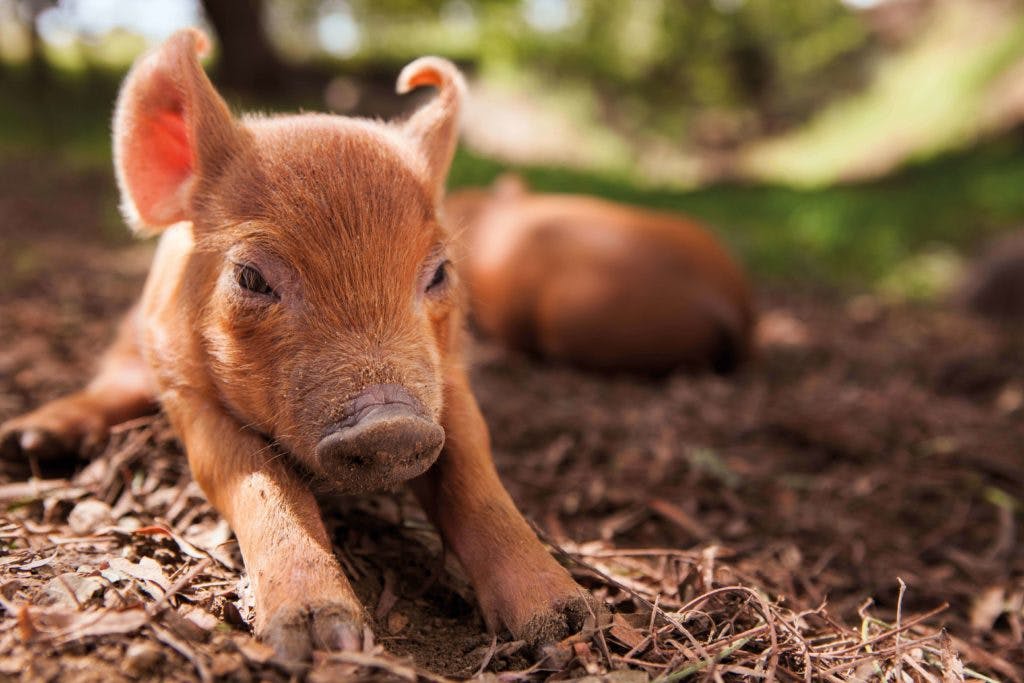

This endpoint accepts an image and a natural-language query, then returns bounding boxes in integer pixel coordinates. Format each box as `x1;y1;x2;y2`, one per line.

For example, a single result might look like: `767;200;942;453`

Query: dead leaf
181;606;219;631
103;557;171;601
210;653;243;678
0;578;22;602
23;605;149;641
572;641;600;675
0;653;28;676
13;550;58;571
38;573;104;608
134;524;212;563
184;519;237;570
609;613;646;650
161;608;209;642
221;600;246;629
970;586;1006;631
237;636;275;664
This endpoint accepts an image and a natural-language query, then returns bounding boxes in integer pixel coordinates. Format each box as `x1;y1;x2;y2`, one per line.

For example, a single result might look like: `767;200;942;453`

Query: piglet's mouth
314;384;445;491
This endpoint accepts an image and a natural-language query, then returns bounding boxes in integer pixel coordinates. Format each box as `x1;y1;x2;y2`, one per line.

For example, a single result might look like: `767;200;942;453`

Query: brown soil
0;160;1022;680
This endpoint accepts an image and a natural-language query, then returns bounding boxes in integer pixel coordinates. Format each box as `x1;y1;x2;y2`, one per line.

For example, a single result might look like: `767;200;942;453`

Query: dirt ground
0;158;1022;680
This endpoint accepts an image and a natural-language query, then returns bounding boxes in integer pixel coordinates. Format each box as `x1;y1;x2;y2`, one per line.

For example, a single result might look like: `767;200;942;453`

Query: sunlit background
3;0;1024;296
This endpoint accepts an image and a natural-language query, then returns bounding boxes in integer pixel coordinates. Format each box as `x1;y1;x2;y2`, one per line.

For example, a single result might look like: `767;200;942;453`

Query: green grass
0;70;120;166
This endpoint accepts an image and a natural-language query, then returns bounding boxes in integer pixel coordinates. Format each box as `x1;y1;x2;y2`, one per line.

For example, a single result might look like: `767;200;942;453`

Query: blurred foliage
496;0;872;145
3;0;1024;299
744;1;1024;185
0;66;117;163
263;0;874;145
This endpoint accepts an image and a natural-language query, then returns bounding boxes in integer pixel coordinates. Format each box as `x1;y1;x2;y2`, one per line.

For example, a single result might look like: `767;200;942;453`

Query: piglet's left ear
113;28;243;235
397;57;466;202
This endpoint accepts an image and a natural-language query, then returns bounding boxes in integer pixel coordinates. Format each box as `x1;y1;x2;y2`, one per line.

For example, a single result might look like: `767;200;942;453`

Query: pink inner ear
152;109;192;176
126;105;193;225
404;69;442;90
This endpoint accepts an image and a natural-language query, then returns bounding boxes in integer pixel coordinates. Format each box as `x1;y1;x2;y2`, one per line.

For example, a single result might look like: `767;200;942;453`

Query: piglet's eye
426;260;449;292
235;263;275;297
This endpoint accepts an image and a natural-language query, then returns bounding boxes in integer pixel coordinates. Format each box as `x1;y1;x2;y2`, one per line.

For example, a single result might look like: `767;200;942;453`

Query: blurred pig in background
446;175;755;374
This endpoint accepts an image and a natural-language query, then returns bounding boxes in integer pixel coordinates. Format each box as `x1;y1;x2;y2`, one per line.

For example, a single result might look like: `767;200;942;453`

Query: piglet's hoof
261;604;365;666
0;424;66;461
0;401;107;461
518;591;609;653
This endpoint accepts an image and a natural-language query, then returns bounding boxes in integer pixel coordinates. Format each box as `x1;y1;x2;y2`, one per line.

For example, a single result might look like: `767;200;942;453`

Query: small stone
387;611;408;634
183;607;220;632
996;383;1023;415
67;499;113;535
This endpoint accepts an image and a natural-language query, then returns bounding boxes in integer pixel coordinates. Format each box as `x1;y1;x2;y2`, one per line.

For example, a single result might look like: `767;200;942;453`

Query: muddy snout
316;384;444;489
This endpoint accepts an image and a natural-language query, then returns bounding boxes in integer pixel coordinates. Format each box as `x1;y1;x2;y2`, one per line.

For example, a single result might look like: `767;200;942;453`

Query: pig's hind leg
0;308;157;460
413;366;606;651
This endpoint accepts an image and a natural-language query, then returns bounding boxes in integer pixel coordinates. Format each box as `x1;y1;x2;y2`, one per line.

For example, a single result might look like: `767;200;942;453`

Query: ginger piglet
0;30;602;664
445;175;755;374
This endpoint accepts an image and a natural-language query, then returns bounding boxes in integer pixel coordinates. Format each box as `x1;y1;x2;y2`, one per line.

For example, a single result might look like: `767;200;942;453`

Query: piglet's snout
316;384;444;487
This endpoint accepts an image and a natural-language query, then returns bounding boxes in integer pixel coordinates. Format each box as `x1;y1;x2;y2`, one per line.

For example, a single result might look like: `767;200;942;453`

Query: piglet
445;175;755;374
0;29;599;662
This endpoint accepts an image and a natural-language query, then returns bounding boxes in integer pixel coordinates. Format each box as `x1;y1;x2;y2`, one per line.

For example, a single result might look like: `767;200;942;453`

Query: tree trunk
23;0;50;87
199;0;289;93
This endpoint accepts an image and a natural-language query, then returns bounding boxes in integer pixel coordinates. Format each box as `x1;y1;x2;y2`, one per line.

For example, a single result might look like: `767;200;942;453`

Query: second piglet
446;176;755;374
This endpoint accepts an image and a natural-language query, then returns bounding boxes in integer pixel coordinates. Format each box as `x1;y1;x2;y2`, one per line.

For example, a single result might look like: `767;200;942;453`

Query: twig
895;577;907;682
474;634;498;677
146;558;211;617
654;636;752;682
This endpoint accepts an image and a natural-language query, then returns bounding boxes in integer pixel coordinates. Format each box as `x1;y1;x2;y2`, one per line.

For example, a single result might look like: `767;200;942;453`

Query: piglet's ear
113;28;242;234
397;57;466;202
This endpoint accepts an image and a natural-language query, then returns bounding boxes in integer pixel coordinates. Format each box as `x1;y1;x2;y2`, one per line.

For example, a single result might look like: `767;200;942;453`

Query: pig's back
464;194;754;373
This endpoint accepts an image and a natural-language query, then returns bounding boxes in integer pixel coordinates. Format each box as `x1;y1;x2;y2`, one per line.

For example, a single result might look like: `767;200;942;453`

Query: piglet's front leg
163;391;364;664
413;367;605;649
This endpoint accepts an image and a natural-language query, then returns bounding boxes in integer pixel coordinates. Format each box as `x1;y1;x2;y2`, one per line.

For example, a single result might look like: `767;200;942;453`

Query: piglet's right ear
113;29;242;234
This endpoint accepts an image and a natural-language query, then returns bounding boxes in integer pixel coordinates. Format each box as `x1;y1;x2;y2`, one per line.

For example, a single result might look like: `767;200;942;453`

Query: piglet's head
114;29;466;491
